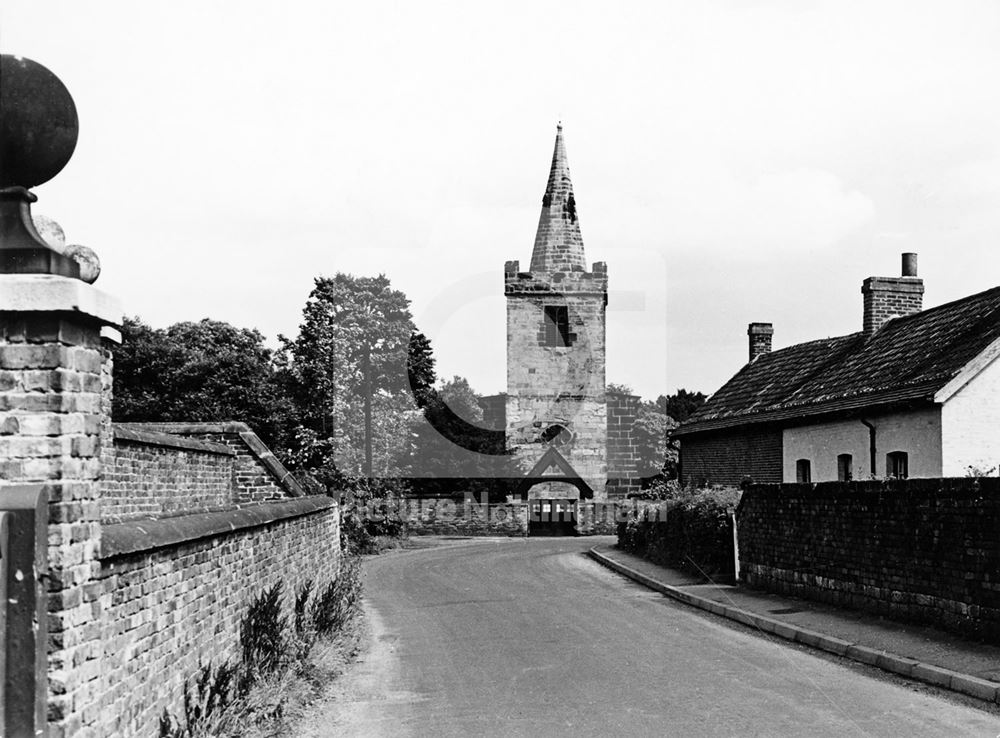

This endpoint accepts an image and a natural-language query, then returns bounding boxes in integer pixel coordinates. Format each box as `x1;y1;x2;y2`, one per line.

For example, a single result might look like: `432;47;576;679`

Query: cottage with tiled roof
675;254;1000;486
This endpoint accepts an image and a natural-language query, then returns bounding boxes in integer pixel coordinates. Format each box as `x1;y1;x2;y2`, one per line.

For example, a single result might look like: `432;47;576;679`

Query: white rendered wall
941;356;1000;476
782;407;942;482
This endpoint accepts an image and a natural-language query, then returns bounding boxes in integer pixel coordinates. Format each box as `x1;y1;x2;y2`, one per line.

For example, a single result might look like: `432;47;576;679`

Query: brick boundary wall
95;496;339;737
737;478;1000;641
679;426;782;487
119;422;304;502
101;427;236;522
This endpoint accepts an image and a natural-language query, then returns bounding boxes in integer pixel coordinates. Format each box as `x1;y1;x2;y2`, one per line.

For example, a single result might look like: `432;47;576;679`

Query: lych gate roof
676;285;1000;435
529;124;587;273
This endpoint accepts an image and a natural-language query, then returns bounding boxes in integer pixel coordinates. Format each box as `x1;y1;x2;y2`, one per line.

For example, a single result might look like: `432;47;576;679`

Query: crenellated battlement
504;260;609;296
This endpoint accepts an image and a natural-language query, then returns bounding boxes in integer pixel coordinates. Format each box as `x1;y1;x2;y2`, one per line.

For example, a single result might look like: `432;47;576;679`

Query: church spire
529;123;587;273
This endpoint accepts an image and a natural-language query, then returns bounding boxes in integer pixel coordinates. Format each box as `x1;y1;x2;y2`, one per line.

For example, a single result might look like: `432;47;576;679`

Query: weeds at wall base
159;556;362;738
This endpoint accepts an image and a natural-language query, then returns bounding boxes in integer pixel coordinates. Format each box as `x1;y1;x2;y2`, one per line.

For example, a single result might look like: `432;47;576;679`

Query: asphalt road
325;537;1000;737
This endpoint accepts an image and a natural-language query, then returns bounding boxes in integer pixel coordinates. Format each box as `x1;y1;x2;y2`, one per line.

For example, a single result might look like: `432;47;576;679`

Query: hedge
617;487;740;581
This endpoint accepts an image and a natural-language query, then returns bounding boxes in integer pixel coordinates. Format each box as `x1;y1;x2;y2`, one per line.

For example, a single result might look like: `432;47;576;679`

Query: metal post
2;485;48;738
731;509;741;583
0;511;8;732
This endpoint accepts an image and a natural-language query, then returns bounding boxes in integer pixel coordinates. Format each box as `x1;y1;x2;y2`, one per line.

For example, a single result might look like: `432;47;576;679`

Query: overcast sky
4;1;1000;401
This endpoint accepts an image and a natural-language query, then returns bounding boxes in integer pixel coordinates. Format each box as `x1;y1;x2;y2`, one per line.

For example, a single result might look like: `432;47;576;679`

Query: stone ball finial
31;214;67;251
0;55;79;189
64;244;101;284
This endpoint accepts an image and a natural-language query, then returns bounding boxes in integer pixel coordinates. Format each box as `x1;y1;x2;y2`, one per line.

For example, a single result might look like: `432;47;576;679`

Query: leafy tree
407;332;436;409
282;274;418;478
606;382;634;395
113;317;294;452
633;404;671;479
657;388;708;423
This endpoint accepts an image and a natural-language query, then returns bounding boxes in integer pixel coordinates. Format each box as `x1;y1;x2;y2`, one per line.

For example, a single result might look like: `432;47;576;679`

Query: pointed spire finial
529;123;585;273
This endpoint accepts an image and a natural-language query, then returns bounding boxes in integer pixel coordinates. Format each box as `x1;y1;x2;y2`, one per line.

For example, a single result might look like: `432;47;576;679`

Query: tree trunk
363;346;373;478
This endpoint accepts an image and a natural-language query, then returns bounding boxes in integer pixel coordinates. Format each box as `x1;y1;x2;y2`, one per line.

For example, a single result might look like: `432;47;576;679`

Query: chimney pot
748;322;773;362
902;252;918;277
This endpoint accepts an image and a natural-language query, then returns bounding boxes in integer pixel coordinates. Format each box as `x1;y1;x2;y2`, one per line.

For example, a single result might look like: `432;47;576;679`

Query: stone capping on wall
101;495;335;559
115;421;305;497
112;425;235;456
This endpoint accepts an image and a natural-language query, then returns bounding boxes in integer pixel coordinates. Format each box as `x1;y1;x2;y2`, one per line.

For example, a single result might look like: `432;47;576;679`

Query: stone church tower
504;124;609;500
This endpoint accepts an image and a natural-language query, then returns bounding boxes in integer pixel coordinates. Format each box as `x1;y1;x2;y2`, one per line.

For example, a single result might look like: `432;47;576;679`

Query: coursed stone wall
738;478;1000;640
403;496;528;536
575;501;620;534
400;497;621;536
504;263;609;499
96;497;339;737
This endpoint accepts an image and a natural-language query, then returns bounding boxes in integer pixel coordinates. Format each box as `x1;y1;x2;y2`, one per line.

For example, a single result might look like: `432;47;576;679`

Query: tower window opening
540;424;572;446
543;305;573;347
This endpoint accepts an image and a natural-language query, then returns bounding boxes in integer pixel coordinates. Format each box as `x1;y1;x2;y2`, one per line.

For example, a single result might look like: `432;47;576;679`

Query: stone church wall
504;264;609;498
402;495;529;536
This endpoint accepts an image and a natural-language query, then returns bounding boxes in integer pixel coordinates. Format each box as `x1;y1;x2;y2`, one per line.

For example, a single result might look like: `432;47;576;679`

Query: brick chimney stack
862;253;924;336
748;322;773;362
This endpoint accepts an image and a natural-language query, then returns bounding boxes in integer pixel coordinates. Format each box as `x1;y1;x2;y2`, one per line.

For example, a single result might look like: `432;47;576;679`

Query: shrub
337;476;409;554
618;485;741;581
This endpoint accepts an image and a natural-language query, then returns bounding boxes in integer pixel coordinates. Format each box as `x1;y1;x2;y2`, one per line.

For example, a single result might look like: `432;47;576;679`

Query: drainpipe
860;419;877;478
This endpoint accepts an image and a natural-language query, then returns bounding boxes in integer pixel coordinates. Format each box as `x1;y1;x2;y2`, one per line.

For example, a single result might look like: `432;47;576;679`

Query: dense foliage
618;485;741;580
281;274;419;479
113;317;296;454
656;388;708;423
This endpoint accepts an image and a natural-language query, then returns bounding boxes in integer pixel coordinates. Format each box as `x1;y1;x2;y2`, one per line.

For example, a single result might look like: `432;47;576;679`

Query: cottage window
837;454;853;482
886;451;909;479
543;305;572;347
795;459;811;483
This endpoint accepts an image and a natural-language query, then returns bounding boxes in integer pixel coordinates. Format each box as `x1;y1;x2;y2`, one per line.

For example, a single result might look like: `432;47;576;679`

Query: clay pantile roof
529;123;587;273
676;285;1000;435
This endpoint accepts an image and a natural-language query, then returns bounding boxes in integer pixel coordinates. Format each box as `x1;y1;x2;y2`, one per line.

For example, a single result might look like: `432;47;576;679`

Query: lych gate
517;447;593;536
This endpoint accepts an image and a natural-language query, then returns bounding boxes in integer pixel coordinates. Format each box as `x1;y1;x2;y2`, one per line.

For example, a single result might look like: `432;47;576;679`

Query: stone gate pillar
0;54;122;736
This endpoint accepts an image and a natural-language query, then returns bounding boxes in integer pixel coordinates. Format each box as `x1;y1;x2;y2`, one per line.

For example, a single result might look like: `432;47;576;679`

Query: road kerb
588;546;1000;705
